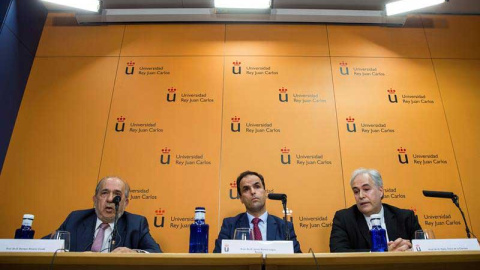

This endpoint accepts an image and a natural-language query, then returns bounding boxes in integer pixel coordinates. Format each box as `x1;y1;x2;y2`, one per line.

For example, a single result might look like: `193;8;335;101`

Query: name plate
221;240;294;254
412;239;480;252
0;239;65;252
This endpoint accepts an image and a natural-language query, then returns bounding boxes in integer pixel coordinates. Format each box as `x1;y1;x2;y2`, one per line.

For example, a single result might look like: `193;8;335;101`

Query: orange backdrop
0;14;479;253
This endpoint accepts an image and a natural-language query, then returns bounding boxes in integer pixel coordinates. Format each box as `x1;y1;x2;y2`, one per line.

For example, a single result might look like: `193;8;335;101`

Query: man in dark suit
330;168;421;252
213;171;301;253
46;176;161;253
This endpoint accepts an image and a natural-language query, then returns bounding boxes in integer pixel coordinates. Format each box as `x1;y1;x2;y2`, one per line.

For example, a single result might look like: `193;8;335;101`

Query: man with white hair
329;168;421;252
46;176;161;253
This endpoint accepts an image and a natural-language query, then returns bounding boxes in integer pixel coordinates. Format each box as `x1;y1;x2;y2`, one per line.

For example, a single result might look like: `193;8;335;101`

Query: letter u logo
281;154;291;165
160;155;171;165
167;93;176;102
154;216;165;228
339;67;349;75
398;154;409;164
231;123;240;132
232;67;241;75
229;189;240;200
125;67;134;75
115;123;125;132
388;94;398;103
346;123;356;132
279;94;288;102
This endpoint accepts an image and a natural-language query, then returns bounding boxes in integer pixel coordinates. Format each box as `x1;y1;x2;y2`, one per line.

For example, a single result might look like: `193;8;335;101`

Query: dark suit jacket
45;209;161;253
329;204;422;252
213;213;302;253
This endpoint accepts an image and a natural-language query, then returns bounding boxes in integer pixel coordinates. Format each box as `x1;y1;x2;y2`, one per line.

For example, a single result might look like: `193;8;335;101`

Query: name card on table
412;239;480;252
221;240;294;254
0;239;64;252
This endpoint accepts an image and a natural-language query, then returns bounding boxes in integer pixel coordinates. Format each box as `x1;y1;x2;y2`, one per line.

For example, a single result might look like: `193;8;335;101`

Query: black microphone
268;193;287;201
268;193;290;241
113;195;122;208
422;190;473;239
422;190;455;199
110;195;122;252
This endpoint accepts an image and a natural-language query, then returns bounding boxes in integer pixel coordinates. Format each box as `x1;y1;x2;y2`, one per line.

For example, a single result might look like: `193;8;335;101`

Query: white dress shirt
246;211;268;241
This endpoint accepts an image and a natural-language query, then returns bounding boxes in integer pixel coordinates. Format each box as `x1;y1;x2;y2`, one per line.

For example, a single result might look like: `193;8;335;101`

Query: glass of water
50;230;70;252
234;228;253;240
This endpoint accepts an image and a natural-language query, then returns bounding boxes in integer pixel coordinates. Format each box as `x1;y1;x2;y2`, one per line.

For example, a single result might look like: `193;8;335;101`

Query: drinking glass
234;228;253;240
50;230;70;252
415;229;435;240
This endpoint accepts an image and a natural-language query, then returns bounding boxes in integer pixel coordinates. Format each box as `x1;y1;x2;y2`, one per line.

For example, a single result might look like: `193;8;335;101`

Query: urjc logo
339;61;349;75
397;147;408;164
115;116;126;132
346;116;356;132
388;88;398;103
167;87;176;102
280;147;291;165
154;208;165;228
279;87;288;102
125;61;135;75
232;60;241;75
229;181;239;200
231;116;240;132
160;147;171;165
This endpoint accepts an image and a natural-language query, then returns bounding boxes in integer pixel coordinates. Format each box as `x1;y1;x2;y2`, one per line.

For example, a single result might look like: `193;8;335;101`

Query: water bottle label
22;219;33;227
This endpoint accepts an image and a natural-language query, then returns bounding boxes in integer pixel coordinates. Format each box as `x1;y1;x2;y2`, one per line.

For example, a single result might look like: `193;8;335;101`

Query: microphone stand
451;195;472;238
109;203;120;252
281;197;291;241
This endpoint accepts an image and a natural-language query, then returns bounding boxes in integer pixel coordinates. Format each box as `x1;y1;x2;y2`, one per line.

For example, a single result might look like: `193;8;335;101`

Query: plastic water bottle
370;214;387;252
189;207;209;253
14;214;35;239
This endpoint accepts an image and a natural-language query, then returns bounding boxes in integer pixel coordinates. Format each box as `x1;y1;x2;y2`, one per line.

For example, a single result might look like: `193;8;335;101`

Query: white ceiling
96;0;479;14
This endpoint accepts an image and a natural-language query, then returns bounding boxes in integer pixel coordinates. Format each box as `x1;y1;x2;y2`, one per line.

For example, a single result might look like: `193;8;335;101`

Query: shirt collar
95;218;115;230
246;211;268;224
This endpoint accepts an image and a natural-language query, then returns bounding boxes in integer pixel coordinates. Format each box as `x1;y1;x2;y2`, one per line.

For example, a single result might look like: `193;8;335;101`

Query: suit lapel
79;214;96;251
355;208;371;247
233;213;250;238
384;205;398;241
266;214;277;240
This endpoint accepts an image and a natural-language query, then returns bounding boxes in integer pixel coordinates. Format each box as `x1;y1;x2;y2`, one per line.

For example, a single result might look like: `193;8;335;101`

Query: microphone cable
49;248;66;270
308;248;320;270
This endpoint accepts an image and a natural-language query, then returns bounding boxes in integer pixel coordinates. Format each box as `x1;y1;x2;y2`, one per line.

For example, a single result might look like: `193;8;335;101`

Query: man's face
351;173;383;217
239;174;267;216
93;178;129;223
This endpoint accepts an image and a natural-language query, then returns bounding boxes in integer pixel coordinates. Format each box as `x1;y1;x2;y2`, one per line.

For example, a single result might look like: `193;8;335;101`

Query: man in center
213;171;302;253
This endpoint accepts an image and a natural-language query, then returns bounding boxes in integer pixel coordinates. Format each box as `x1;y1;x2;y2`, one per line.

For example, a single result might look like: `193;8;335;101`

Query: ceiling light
386;0;446;16
214;0;271;9
41;0;100;12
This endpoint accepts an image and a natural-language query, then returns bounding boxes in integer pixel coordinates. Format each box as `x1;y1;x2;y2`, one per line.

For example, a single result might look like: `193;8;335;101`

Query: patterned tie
91;223;109;252
252;218;262;240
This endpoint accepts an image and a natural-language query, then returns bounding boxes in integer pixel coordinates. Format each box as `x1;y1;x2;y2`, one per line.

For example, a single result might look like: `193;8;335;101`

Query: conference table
1;251;479;270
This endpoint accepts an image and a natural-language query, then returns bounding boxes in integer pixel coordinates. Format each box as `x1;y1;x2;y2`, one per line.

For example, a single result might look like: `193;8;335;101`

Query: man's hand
112;247;136;253
388;238;412;252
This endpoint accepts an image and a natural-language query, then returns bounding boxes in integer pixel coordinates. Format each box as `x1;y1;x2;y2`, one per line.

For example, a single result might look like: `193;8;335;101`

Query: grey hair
350;168;383;188
95;176;130;198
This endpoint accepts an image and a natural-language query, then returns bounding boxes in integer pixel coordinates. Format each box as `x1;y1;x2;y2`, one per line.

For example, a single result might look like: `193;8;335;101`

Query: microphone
268;193;287;201
423;190;455;199
113;196;122;208
422;190;473;239
267;193;290;240
110;195;122;252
